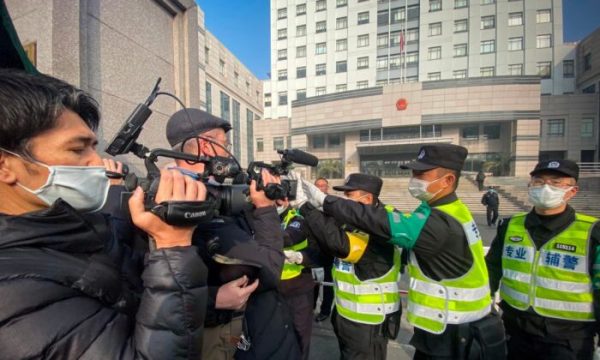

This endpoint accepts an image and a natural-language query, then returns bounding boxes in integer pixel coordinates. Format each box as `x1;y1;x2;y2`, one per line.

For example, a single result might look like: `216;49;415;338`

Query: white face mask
4;149;110;212
408;177;443;201
276;205;287;215
528;184;571;210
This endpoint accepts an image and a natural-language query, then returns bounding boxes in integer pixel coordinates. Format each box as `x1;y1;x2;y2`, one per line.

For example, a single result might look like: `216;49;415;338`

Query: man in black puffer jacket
0;69;208;359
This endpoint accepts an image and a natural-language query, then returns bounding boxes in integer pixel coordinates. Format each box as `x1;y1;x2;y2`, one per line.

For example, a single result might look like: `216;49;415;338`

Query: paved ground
308;214;497;360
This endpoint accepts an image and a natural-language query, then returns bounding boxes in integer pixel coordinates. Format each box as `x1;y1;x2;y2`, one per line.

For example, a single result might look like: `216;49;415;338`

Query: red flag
399;31;405;52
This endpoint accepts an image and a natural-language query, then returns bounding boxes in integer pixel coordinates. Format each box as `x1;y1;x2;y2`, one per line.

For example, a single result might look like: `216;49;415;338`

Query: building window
316;0;326;11
536;34;552;48
220;91;230;120
296;45;306;58
547;119;565;136
563;60;574;78
481;16;495;29
277;69;287;80
391;8;406;23
337;0;347;7
316;21;327;33
273;137;284;150
406;28;419;42
246;110;254;162
315;42;327;55
337;16;348;29
232;100;241;159
278;49;287;60
277;28;287;40
584;53;592;71
453;69;467;79
390;55;401;69
329;134;342;148
429;0;442;12
508;12;523;26
357;11;370;25
536;9;551;23
204;46;209;64
454;44;468;57
357;34;369;47
428;72;441;81
277;8;287;19
462;125;479;139
406;52;419;64
296;25;306;37
296;89;307;101
455;0;468;8
454;19;468;33
376;56;388;70
311;135;326;149
336;39;348;51
357;56;369;69
481;0;494;4
483;124;501;139
336;60;347;73
278;91;287;106
234;72;239;86
315;87;326;96
480;40;495;54
428;46;441;60
377;33;388;48
480;67;495;77
205;82;212;114
581;118;594;137
316;63;326;76
429;22;442;36
297;66;306;78
582;84;596;93
264;93;271;107
296;3;306;16
256;138;264;152
336;84;347;92
537;62;552;78
219;59;225;75
508;37;523;51
508;64;523;76
357;80;369;89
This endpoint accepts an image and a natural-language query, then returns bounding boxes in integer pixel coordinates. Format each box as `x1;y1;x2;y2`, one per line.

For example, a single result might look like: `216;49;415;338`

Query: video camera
105;78;318;224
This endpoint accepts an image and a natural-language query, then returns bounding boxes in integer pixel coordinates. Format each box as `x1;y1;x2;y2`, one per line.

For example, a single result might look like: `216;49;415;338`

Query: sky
196;0;600;80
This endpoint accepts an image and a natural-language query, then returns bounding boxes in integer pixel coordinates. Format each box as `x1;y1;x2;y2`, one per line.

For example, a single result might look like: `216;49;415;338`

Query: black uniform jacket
0;200;207;359
319;193;476;356
278;207;322;297
486;205;600;340
193;206;301;360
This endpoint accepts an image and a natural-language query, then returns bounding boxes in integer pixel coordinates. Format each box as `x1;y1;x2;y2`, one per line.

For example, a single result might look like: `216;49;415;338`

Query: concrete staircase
328;177;527;214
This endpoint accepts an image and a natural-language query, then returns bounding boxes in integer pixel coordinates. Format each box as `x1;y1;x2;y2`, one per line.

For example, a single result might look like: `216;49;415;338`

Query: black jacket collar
525;205;576;232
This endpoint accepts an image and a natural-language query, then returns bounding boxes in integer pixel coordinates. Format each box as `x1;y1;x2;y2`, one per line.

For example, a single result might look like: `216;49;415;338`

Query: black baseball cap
333;173;383;197
166;108;232;147
530;159;579;181
401;144;468;172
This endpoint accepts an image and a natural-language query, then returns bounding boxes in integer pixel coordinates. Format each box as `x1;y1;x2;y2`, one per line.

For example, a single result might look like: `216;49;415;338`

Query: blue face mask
2;149;110;212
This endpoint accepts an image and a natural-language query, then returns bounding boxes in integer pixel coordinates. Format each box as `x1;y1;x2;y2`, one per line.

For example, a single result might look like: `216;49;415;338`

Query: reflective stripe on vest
281;209;308;280
332;246;402;325
500;212;598;321
407;199;492;334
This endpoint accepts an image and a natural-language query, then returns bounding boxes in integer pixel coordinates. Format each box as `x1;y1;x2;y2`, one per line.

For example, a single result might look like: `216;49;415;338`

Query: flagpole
387;0;391;85
403;0;408;83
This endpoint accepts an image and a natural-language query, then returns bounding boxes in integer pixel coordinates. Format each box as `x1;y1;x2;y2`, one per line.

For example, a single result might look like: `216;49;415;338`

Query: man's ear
564;185;579;202
0;153;18;184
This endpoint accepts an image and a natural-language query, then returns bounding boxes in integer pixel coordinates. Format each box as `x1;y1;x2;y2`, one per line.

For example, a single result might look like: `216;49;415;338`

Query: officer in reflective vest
486;159;600;360
301;144;505;359
301;173;402;360
276;196;322;360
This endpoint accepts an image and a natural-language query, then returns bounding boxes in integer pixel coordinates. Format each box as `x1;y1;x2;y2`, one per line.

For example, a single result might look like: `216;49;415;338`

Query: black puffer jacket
0;200;207;359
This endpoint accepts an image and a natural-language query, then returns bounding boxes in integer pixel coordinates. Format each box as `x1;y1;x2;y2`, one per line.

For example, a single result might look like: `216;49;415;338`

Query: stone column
511;119;541;176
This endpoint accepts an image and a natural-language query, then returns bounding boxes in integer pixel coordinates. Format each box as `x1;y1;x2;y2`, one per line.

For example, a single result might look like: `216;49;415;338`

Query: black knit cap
166;108;232;147
401;144;468;172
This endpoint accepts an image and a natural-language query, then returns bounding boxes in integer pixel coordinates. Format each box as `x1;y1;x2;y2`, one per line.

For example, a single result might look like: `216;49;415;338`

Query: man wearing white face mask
0;70;208;358
301;144;505;359
486;159;600;360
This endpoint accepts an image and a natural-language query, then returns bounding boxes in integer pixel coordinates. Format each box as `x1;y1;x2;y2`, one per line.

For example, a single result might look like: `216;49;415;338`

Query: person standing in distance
482;186;500;227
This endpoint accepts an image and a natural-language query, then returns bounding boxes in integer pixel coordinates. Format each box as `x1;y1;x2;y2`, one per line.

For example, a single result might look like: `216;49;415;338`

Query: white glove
284;250;303;264
286;171;308;208
301;179;327;208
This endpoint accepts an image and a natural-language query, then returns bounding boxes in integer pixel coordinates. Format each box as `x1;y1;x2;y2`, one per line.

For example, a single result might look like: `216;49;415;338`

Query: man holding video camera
0;69;208;358
167;108;300;360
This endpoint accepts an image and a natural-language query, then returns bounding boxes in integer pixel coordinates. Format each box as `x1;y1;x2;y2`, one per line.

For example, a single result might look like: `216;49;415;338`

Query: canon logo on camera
184;210;207;219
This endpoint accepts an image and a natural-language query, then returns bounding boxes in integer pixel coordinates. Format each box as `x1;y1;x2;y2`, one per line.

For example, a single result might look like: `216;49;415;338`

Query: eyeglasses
529;178;575;187
182;136;232;152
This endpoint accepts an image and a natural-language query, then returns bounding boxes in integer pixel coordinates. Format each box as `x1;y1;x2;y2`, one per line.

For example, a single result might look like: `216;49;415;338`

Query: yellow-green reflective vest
332;242;402;325
407;199;492;334
281;209;308;280
500;212;598;321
